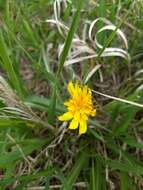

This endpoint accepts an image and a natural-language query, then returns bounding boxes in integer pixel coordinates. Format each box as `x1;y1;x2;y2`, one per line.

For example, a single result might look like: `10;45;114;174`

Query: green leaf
25;95;65;112
56;0;84;77
90;157;102;190
97;2;133;59
89;128;105;142
0;31;22;97
120;172;132;190
61;151;88;190
106;159;143;176
122;135;143;149
47;85;57;124
0;138;47;169
114;105;139;135
0;166;55;188
23;19;39;47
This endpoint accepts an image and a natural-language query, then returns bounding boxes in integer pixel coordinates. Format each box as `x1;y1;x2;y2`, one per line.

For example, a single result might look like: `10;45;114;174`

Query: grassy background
0;0;143;189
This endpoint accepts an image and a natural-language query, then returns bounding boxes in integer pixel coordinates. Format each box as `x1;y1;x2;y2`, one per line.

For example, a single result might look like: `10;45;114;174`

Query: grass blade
0;31;22;97
56;0;84;77
90;157;102;190
61;151;88;190
97;3;133;59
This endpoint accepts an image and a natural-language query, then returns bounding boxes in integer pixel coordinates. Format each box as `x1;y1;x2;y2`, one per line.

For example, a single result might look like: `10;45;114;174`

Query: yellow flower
58;81;96;134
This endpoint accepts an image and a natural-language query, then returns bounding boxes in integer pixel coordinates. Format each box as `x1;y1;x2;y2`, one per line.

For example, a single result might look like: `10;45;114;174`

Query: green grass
0;0;143;189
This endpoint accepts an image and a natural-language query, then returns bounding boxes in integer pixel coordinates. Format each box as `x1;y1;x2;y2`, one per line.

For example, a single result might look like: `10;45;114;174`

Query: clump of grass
0;0;143;189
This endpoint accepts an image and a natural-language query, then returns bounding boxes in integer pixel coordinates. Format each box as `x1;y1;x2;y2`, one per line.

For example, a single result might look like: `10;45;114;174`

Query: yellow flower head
58;81;96;135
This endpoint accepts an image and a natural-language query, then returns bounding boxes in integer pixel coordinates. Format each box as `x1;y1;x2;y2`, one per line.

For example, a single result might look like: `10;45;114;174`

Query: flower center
76;97;84;107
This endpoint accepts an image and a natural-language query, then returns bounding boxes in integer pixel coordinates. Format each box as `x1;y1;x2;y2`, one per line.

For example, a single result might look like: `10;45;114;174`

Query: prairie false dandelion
58;81;96;134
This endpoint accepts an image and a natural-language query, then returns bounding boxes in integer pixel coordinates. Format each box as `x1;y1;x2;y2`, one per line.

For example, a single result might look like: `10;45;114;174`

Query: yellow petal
74;112;80;121
58;112;73;121
79;119;87;135
69;118;79;129
91;109;96;116
67;81;75;96
64;101;70;106
64;100;73;107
